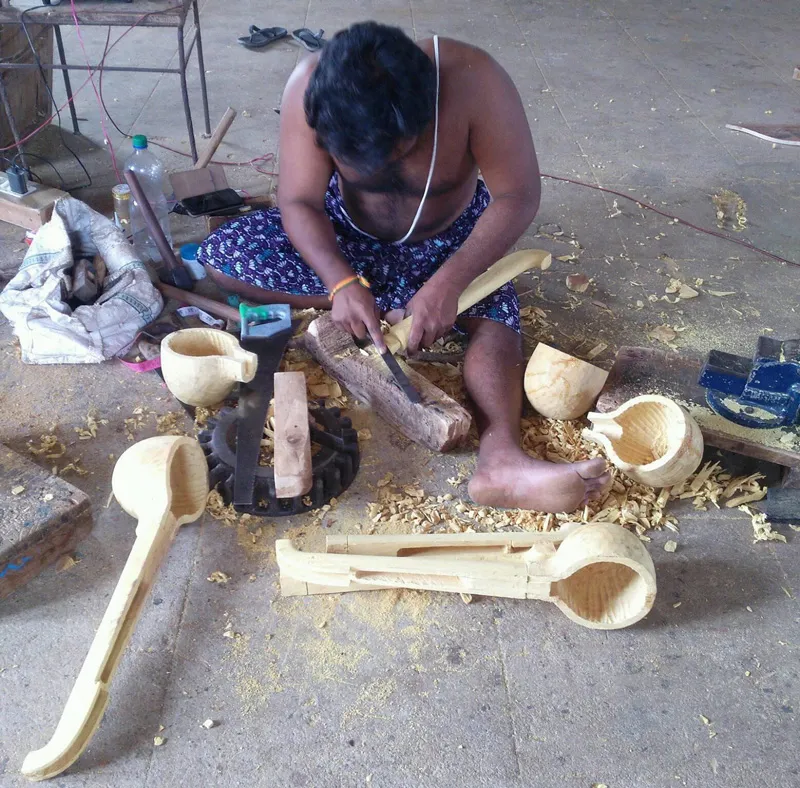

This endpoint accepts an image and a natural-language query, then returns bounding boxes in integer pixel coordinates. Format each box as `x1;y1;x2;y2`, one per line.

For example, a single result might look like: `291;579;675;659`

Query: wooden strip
156;282;241;323
273;372;313;498
0;185;67;231
195;107;237;169
303;314;471;452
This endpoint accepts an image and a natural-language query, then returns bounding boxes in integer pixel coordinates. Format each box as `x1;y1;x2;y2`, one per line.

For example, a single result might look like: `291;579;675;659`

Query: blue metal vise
698;336;800;429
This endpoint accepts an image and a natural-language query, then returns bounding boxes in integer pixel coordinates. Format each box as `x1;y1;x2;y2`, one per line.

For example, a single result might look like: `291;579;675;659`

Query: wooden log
303;313;471;452
0;444;92;601
156;281;241;323
273;371;313;498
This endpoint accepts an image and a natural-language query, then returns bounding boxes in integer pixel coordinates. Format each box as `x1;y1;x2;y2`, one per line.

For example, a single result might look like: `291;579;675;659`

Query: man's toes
574;457;609;481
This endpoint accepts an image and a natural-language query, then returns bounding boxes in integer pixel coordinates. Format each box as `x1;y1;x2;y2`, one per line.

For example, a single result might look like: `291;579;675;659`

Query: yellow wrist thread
328;274;370;302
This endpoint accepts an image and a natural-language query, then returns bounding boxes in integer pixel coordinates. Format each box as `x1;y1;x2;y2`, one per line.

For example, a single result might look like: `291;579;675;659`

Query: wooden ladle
21;436;209;782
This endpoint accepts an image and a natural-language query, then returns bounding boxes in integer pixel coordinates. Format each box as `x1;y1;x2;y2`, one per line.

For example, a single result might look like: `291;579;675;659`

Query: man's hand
404;281;460;354
331;284;387;352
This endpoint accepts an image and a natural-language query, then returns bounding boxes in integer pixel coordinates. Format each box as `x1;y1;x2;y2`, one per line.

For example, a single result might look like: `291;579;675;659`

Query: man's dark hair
304;22;437;175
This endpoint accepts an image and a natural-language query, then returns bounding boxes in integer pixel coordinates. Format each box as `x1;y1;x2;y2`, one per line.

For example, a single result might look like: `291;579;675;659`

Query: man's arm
278;61;386;349
405;46;540;351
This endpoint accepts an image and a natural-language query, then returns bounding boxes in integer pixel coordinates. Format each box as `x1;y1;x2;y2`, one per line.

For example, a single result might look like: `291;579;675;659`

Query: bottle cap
132;134;148;149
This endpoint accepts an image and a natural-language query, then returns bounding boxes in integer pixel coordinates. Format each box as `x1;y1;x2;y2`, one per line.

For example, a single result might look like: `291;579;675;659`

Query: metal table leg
192;0;211;136
53;25;80;135
0;70;27;167
177;22;198;163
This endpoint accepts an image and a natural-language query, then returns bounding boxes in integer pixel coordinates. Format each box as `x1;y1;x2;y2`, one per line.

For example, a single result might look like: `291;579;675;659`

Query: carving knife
366;249;552;403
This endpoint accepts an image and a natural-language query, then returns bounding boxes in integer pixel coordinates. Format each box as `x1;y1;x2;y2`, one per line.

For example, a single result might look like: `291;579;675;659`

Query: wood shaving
664;540;678;552
586;342;608;360
712;189;747;232
124;406;156;441
28;433;66;460
566;273;590;293
11;485;24;495
56;554;80;572
648;325;678;346
156;411;188;436
153;736;166;747
59;460;89;477
74;409;108;440
207;570;231;584
357;429;372;441
201;719;217;729
708;290;736;297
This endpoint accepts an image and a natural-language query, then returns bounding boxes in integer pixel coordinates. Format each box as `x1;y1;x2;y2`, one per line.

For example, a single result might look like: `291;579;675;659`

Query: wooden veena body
524;343;609;420
21;436;209;782
160;327;258;406
277;522;656;630
584;394;704;487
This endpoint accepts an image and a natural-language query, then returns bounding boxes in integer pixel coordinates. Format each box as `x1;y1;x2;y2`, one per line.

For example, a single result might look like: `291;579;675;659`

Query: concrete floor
1;1;799;786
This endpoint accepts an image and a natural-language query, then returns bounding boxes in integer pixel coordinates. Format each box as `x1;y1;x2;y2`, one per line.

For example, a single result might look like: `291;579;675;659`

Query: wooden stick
273;372;312;498
195;107;237;169
156;282;241;323
304;314;472;451
386;249;552;354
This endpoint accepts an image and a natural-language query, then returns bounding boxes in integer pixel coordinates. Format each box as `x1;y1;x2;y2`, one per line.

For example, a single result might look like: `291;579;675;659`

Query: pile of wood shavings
74;409;108;440
282;347;348;408
365;416;785;544
27;431;88;476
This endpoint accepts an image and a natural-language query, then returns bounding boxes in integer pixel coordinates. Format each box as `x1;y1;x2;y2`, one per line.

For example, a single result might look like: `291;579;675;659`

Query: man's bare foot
468;447;612;513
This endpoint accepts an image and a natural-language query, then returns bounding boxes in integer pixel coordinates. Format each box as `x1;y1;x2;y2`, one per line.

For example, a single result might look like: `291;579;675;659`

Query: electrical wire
0;4;184;153
539;172;797;267
10;150;66;188
19;5;92;189
68;0;121;181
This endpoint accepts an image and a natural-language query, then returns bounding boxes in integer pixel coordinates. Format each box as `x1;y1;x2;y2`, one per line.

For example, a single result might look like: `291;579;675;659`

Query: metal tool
233;304;294;510
354;337;422;403
698;336;800;428
199;403;359;517
380;349;422;403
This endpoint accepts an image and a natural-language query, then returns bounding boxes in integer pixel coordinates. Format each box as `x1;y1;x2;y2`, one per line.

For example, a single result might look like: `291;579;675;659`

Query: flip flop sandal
291;28;325;51
238;25;288;49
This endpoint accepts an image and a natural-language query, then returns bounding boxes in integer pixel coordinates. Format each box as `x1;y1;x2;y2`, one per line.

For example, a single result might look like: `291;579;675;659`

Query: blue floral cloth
198;177;520;332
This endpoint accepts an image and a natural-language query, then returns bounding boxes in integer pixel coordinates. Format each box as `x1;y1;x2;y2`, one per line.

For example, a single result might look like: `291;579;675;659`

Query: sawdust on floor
341;678;398;727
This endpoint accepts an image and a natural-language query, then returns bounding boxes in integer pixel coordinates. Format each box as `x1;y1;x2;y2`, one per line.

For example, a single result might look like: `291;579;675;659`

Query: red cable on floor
540;172;797;267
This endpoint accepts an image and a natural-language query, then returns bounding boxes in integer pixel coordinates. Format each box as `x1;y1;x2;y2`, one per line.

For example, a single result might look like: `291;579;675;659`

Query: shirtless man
198;21;610;513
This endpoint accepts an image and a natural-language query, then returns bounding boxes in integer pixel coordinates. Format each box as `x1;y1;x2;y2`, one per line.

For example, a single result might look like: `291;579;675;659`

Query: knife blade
380;348;422;404
354;337;422;403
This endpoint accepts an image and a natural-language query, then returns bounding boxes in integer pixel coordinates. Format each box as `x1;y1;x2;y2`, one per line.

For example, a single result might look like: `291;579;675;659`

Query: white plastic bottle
124;134;173;264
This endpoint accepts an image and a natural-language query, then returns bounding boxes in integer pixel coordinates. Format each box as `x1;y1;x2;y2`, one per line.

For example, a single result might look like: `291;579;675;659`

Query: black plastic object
198;403;360;517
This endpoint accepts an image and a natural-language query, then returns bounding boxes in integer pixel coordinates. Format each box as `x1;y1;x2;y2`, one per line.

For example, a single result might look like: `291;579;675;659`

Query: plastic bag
0;197;162;364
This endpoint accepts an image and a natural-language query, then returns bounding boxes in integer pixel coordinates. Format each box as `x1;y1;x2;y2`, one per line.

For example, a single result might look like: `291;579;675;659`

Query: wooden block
303;314;471;452
0;444;92;600
596;346;800;468
0;184;68;231
273;371;313;498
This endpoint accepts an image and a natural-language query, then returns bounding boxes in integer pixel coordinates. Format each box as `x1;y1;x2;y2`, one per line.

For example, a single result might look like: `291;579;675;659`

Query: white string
395;34;440;245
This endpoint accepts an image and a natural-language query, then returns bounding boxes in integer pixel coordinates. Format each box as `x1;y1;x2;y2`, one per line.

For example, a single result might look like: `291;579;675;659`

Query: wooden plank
273;371;313;498
0;443;92;600
596;346;800;468
303;313;471;452
0;184;67;231
0;22;53;148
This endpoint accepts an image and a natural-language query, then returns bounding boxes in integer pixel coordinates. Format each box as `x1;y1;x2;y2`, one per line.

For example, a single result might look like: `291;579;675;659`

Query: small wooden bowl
584;395;704;487
161;328;257;406
524;343;609;420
